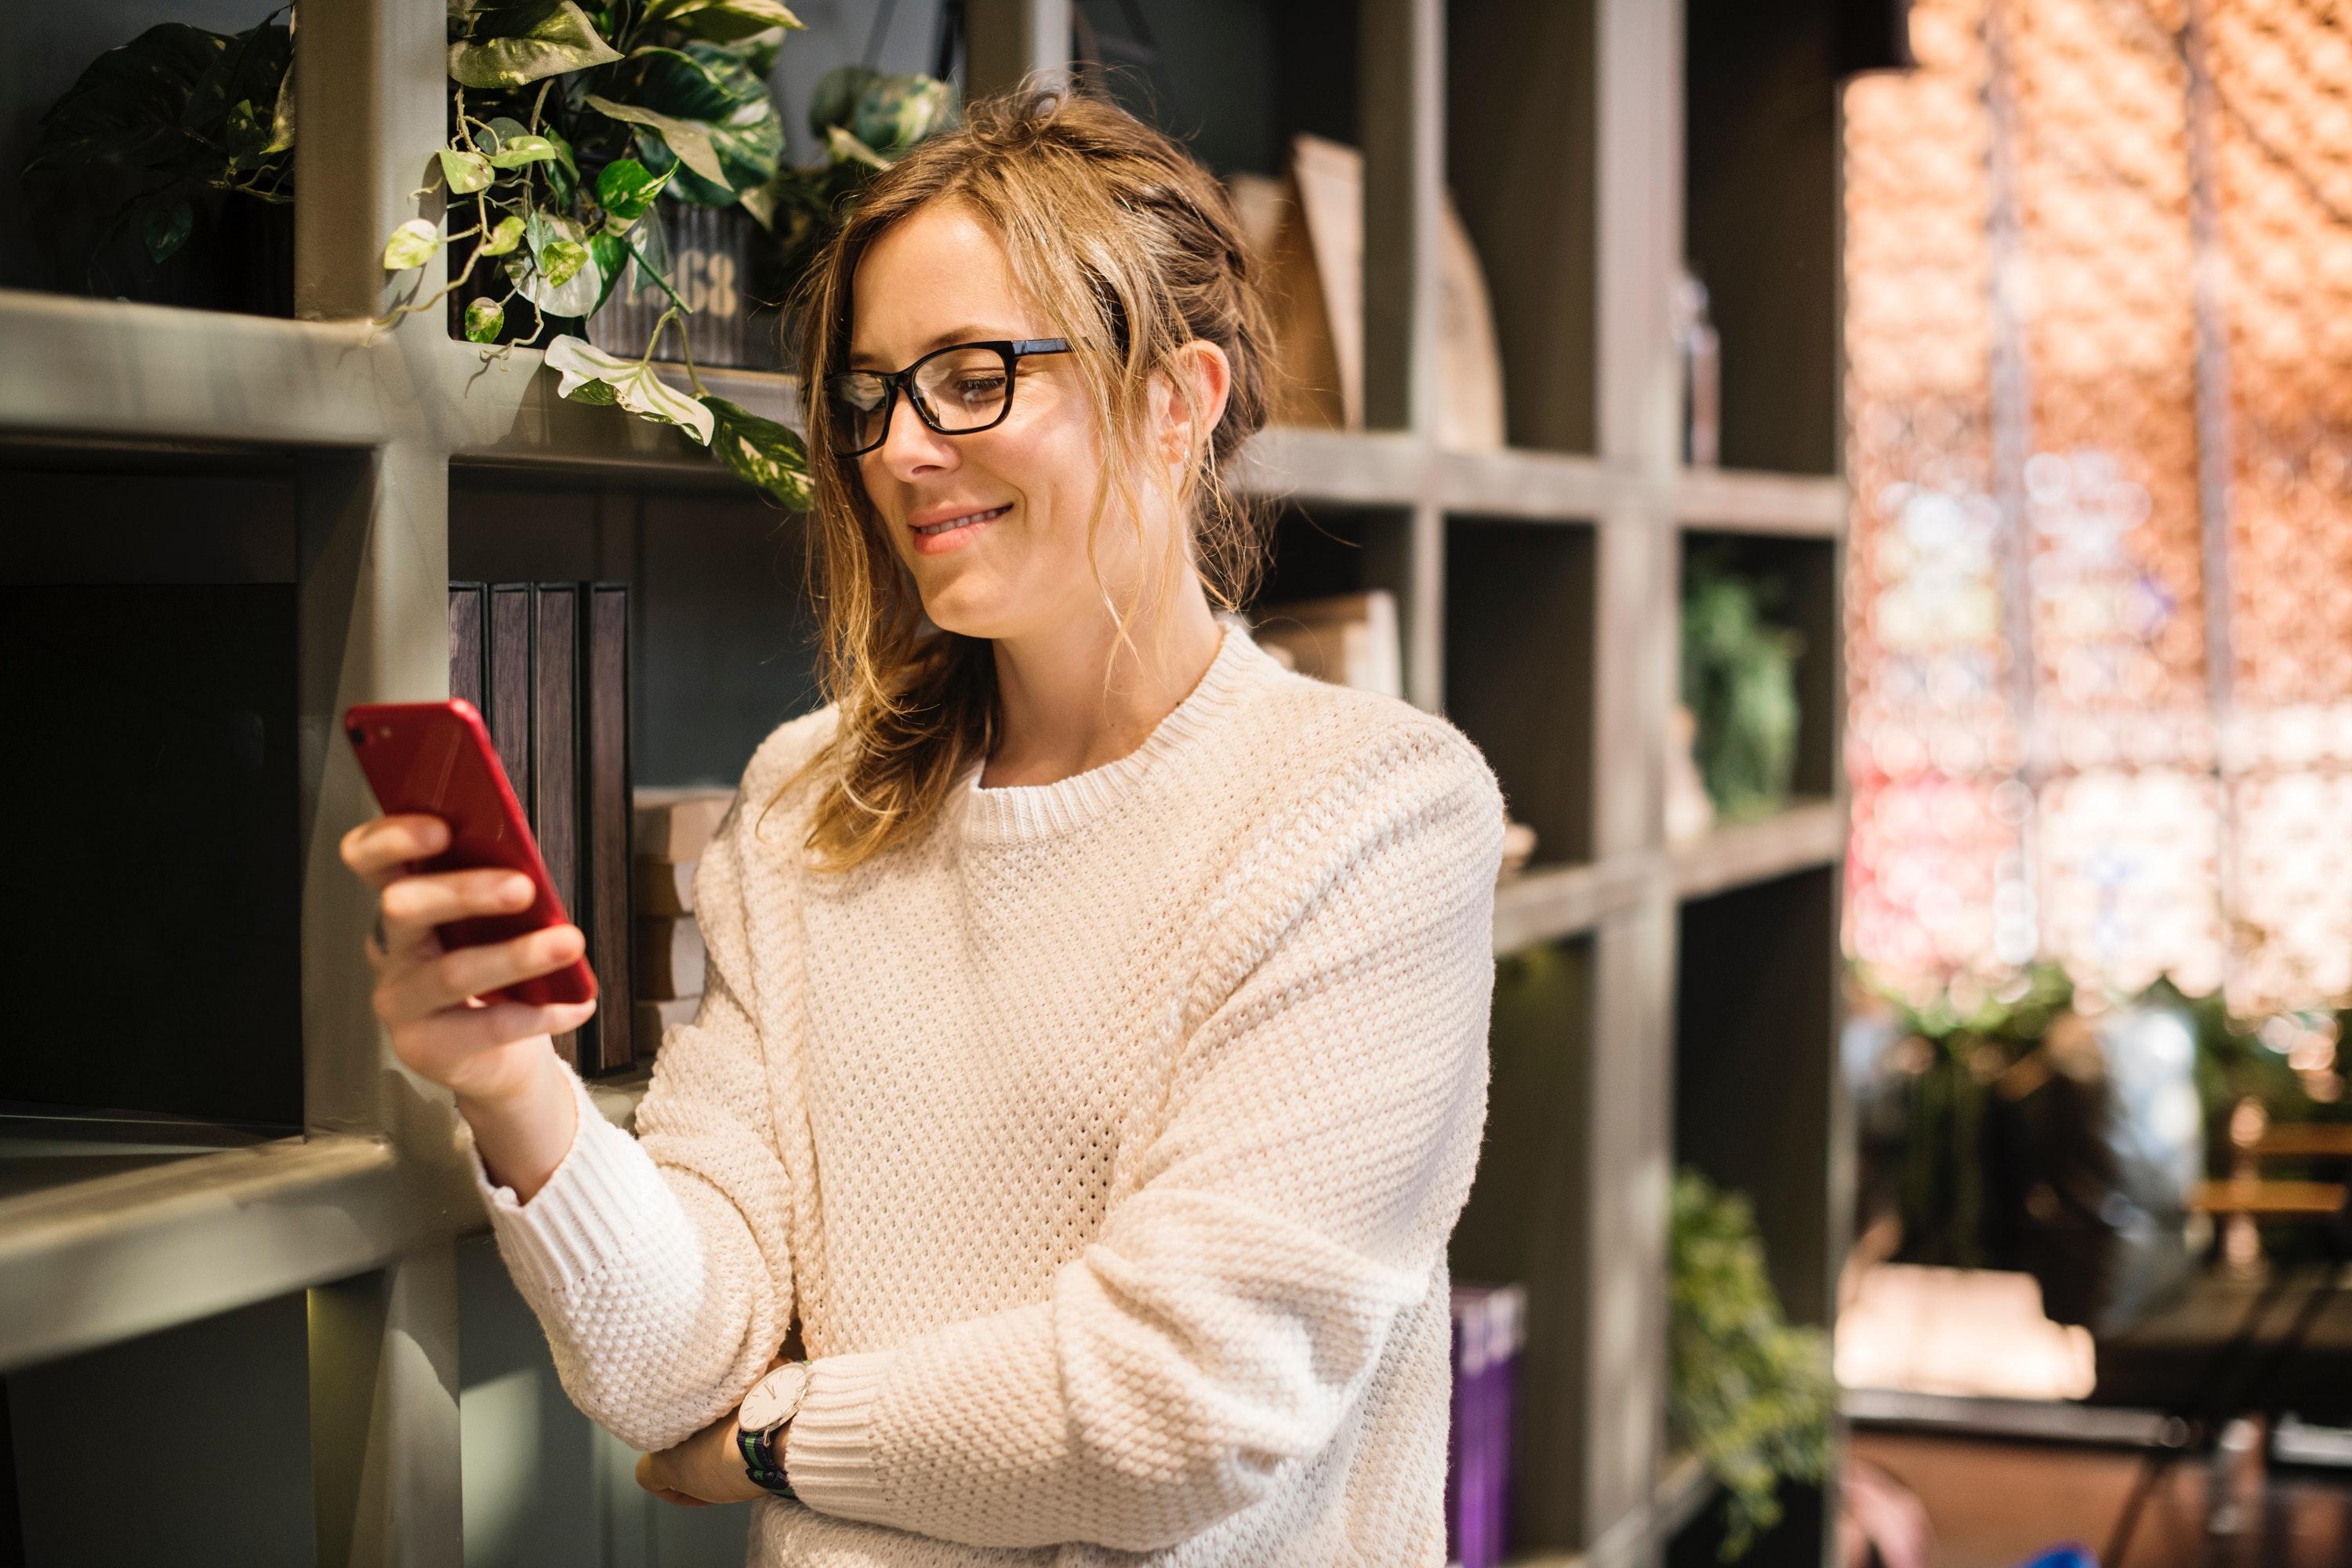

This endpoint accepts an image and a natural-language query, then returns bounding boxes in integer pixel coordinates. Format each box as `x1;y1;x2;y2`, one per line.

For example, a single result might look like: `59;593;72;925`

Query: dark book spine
448;583;486;712
582;582;635;1073
485;584;534;812
532;584;582;1070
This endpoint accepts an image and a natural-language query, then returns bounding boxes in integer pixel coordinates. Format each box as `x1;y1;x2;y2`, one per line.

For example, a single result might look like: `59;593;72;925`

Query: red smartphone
343;699;597;1007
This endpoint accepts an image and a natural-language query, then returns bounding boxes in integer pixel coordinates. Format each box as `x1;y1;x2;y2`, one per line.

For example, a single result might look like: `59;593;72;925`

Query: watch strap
737;1421;797;1499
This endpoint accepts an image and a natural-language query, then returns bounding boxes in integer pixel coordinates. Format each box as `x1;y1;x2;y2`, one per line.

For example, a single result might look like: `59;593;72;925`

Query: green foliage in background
1860;959;2352;1267
23;9;296;298
1681;549;1804;821
1878;960;2076;1268
1668;1168;1833;1561
376;4;957;508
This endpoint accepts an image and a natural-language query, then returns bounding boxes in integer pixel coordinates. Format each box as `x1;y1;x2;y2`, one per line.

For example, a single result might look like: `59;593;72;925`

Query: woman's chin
916;582;1014;641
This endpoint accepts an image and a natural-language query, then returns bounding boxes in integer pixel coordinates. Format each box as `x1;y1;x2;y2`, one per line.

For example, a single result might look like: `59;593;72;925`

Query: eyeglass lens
829;346;1014;453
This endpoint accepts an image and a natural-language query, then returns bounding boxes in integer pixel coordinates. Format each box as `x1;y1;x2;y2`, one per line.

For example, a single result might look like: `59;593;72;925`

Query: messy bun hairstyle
770;85;1276;870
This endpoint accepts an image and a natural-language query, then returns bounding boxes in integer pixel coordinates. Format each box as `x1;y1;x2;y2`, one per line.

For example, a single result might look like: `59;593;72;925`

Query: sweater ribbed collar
956;624;1270;846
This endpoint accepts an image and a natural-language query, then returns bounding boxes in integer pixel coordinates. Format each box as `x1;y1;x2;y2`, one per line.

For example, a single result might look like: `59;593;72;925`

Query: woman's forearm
456;1043;580;1203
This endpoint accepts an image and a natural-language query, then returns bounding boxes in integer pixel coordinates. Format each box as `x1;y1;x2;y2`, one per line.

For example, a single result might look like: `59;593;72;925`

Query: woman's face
847;200;1151;641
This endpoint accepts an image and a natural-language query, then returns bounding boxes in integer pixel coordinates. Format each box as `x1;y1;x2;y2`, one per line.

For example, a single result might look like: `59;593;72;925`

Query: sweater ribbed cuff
465;1065;678;1302
782;1348;897;1524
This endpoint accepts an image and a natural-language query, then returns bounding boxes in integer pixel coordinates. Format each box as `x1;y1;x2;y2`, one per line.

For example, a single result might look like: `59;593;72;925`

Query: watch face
739;1362;810;1432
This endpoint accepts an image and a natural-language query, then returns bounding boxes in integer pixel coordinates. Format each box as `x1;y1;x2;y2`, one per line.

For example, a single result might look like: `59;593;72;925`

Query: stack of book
1447;1283;1526;1568
632;786;735;1054
449;582;635;1075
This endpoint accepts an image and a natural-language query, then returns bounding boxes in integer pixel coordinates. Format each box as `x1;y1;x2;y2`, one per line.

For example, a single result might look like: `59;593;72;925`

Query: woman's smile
906;500;1012;554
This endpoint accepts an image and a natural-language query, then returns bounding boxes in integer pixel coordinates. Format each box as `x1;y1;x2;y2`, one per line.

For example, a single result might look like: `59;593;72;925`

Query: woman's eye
955;376;1007;402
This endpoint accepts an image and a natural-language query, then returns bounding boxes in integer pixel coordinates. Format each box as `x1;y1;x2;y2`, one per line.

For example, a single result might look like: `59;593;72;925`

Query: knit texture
467;626;1505;1564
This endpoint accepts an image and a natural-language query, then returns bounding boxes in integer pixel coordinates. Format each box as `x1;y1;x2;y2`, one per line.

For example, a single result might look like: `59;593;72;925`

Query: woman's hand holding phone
339;811;596;1200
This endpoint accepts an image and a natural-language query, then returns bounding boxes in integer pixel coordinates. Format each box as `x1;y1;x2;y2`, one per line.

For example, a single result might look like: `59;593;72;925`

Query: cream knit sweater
466;626;1505;1565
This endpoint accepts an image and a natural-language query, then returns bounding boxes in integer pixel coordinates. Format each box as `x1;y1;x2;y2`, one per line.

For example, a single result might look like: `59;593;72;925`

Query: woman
340;87;1504;1564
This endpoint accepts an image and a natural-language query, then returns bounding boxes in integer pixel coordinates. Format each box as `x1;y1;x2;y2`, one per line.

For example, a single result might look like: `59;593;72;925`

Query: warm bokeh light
1842;0;2352;1014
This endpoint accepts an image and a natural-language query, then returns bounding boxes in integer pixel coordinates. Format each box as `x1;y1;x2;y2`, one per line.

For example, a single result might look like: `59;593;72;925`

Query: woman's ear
1156;338;1232;465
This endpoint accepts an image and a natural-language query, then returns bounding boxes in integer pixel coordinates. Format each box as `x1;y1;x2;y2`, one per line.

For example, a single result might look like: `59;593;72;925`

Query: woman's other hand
339;811;594;1200
637;1411;771;1507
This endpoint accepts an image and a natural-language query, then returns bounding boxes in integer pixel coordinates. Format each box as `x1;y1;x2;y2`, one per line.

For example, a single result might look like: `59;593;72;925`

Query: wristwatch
735;1359;811;1499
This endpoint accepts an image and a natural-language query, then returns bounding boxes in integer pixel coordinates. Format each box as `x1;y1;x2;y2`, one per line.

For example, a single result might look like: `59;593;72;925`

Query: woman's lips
908;503;1010;555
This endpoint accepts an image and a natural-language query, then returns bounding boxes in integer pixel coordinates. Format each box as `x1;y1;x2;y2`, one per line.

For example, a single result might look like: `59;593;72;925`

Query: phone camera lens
346;727;367;747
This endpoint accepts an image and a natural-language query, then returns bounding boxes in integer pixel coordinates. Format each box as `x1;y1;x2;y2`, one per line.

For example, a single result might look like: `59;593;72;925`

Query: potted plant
376;2;958;507
22;9;296;311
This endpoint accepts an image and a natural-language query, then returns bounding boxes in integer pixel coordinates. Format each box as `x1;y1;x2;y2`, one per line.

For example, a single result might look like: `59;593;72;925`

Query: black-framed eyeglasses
823;339;1073;456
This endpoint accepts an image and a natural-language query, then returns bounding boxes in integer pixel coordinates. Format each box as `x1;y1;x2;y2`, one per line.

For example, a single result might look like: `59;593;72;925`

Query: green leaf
267;55;295;153
646;0;805;43
479;116;533;153
701;395;811;508
590;44;780;204
807;63;877;137
222;97;273;169
511;209;604;316
448;0;622;89
479;213;527;256
585;93;724;187
623;211;684;306
463;297;506;343
540;238;590;287
825;124;890;172
851;73;956;158
595;157;673;224
142;198;193;263
588;231;629;314
485;132;561;169
382;217;442;270
543;334;715;444
440;147;495;193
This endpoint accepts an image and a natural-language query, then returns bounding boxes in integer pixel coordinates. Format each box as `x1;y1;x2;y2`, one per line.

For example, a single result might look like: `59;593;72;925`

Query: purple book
1448;1283;1526;1568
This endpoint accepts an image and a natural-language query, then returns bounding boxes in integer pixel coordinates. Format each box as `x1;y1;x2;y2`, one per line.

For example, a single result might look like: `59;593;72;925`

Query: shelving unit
0;1;1849;1565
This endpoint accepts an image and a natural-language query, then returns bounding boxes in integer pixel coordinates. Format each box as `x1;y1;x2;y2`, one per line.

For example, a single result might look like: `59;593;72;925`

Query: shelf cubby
1450;937;1595;1558
5;1287;315;1565
1685;0;1842;478
450;472;821;789
1665;860;1846;1568
1672;866;1846;1330
2;456;305;1141
1447;0;1599;456
1073;0;1360;181
1445;517;1599;873
1679;529;1842;808
1250;497;1416;612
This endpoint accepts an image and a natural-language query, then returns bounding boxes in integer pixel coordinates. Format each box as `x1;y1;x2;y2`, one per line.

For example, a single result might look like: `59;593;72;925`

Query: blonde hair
767;85;1276;870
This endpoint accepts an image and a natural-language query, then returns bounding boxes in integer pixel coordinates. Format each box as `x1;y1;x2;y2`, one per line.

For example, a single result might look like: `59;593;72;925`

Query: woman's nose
877;390;960;478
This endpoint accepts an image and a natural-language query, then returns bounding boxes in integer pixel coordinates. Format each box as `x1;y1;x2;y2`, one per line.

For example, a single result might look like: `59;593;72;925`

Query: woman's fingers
337;814;450;891
373;924;587;1026
377;866;538;953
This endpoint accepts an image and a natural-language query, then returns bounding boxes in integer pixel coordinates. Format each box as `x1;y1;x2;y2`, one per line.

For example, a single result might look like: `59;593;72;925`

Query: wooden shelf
1670;798;1846;902
1439;446;1613;521
0;1133;463;1374
0;288;394;451
1493;856;1650;953
1652;1449;1717;1541
1675;466;1848;538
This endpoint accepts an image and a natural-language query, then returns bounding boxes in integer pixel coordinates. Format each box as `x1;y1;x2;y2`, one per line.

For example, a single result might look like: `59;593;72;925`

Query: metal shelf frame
0;1;1848;1564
